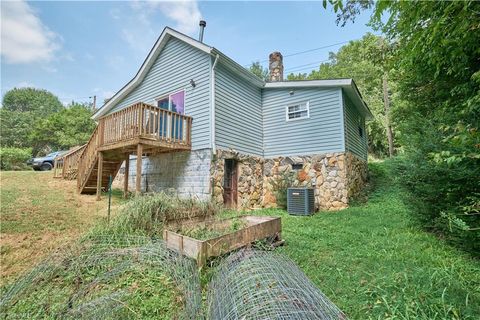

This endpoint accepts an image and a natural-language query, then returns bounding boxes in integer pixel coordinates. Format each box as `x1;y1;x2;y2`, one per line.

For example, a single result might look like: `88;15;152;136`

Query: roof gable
93;27;371;121
92;28;213;119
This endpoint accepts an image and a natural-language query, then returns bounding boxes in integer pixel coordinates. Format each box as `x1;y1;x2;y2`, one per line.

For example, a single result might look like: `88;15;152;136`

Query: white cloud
109;8;121;20
93;87;115;102
42;65;58;73
84;53;95;61
106;55;126;70
16;81;35;88
110;1;202;54
153;0;202;35
0;0;60;64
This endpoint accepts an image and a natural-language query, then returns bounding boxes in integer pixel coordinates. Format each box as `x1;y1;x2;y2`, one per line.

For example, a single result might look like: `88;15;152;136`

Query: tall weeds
94;192;220;237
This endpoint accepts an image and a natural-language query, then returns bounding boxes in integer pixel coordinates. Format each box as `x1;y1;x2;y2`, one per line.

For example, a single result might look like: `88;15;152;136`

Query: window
286;102;309;121
155;90;185;139
292;163;303;170
156;90;185;114
358;126;364;138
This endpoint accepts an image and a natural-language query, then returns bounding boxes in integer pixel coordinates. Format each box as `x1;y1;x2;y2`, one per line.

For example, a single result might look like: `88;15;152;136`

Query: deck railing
77;126;100;190
76;102;192;191
99;102;192;148
61;145;86;180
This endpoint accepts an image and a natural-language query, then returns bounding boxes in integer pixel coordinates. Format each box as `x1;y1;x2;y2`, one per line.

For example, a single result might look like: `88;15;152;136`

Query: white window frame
154;89;186;113
286;101;310;122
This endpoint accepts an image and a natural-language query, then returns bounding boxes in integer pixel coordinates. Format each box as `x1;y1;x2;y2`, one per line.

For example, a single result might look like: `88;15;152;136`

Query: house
80;24;372;210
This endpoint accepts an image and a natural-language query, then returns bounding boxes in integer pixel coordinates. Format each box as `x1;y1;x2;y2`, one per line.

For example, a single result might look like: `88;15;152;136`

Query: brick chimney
269;52;284;82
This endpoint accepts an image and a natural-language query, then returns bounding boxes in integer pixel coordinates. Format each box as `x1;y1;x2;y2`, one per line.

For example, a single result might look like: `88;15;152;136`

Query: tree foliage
2;87;63;117
249;62;269;81
30;103;96;152
0;147;32;170
1;88;96;156
327;0;480;253
0;109;35;148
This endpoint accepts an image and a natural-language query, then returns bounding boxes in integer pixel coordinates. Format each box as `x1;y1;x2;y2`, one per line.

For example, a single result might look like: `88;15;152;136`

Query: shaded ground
0;171;124;284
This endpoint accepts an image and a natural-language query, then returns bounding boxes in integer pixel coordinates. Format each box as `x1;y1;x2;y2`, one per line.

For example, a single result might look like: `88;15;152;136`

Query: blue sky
1;1;374;106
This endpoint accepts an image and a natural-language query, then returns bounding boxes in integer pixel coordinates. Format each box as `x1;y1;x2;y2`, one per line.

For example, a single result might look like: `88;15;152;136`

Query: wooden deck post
136;144;143;196
53;158;58;178
124;153;130;198
96;151;104;201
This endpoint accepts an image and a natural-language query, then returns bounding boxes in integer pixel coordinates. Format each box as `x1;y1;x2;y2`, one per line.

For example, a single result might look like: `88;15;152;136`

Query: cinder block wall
114;149;212;201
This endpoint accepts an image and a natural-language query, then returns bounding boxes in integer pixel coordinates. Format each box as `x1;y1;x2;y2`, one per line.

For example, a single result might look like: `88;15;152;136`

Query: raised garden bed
163;215;282;266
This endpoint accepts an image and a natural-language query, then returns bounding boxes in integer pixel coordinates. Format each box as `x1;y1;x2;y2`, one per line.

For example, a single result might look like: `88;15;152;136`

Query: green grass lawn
2;162;479;319
247;162;480;319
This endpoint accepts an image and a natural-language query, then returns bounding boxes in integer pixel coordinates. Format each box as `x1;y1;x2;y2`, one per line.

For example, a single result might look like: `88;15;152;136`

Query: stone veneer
211;149;264;210
345;152;368;199
113;149;212;201
211;149;367;211
113;148;367;211
263;152;368;211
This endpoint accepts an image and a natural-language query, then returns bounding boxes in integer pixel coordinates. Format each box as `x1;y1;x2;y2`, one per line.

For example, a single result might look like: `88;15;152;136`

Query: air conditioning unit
287;188;315;215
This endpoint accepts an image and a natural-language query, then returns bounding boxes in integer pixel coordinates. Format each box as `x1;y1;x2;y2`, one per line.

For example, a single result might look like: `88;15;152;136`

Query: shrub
270;170;296;209
96;192;220;237
0;147;32;171
391;153;480;255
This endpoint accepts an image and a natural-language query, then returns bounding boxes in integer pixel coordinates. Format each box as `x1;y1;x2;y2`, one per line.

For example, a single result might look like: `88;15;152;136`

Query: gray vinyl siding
106;37;211;150
214;63;263;156
262;88;345;158
343;92;368;160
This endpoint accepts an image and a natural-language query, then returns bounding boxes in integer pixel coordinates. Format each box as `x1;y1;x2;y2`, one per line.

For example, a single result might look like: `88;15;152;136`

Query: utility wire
284;58;331;73
243;39;356;67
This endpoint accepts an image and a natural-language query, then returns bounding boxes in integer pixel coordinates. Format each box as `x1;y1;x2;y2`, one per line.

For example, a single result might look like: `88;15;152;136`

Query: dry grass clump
96;192;220;237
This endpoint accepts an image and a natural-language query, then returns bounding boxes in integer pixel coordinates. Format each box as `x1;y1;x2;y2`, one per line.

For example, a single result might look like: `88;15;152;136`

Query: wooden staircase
53;144;86;180
78;154;124;194
76;102;192;197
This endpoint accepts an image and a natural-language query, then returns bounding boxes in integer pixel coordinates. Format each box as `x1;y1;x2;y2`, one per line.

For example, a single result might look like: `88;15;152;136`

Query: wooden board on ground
163;215;282;266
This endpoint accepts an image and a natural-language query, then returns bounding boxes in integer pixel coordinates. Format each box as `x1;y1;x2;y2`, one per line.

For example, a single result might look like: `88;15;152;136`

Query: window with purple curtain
170;91;185;115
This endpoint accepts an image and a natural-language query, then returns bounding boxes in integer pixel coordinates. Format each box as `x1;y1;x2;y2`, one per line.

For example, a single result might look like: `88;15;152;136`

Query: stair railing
77;126;100;191
53;145;86;180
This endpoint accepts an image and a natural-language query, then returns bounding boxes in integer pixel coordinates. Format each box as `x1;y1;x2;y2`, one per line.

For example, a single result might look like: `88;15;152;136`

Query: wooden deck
73;102;192;197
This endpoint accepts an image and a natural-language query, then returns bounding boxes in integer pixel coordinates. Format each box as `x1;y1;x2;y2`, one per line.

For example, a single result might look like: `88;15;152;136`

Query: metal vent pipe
199;20;206;42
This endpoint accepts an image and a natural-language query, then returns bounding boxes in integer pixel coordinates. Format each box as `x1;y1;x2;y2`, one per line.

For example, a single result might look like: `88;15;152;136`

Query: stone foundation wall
113;149;212;201
211;149;264;209
263;152;368;210
345;152;368;198
113;148;367;211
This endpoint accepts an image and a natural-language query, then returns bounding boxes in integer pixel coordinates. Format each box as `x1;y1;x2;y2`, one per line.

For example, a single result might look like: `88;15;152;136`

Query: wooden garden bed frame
163;215;282;266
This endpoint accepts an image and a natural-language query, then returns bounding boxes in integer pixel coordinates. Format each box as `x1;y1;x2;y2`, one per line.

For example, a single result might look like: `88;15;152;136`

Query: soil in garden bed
172;217;248;241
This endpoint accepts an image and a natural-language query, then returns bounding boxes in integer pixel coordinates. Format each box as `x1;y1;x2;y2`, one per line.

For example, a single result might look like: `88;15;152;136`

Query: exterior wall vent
287;188;315;215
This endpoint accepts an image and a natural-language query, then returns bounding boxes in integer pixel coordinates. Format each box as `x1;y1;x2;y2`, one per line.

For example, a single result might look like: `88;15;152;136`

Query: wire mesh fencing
0;235;202;319
1;237;346;319
207;249;346;320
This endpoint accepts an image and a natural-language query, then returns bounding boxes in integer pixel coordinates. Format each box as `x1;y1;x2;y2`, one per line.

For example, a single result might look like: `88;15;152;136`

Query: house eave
212;48;265;87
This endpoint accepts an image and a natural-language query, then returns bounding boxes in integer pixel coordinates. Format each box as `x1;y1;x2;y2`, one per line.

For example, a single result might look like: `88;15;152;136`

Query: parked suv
29;151;67;171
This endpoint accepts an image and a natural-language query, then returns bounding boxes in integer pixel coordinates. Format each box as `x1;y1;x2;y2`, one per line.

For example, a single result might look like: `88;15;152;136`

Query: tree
326;0;480;253
30;103;96;152
0;109;35;148
249;62;269;81
2;87;63;117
